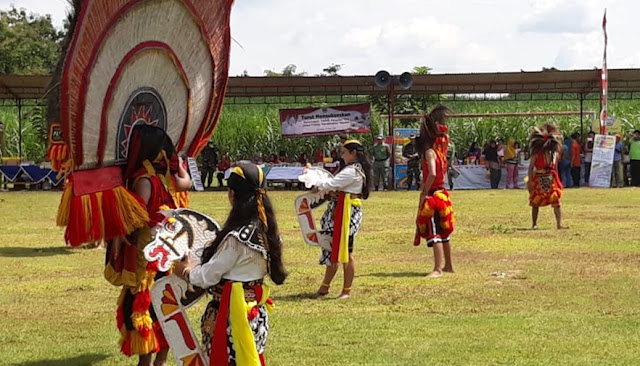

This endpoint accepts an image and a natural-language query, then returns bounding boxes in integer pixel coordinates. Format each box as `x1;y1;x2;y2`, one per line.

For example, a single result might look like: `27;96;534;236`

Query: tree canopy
0;6;64;75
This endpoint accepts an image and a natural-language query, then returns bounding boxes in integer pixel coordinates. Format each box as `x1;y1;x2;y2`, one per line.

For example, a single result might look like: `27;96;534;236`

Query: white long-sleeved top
319;164;364;194
188;234;267;288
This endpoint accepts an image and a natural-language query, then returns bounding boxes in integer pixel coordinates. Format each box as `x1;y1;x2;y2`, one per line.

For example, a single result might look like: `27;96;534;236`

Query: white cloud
519;0;597;34
4;0;640;75
0;0;70;28
554;32;603;69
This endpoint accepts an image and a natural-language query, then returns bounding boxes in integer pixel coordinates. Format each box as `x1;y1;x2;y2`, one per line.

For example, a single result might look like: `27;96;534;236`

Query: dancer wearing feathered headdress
527;124;567;229
48;0;234;363
414;105;455;278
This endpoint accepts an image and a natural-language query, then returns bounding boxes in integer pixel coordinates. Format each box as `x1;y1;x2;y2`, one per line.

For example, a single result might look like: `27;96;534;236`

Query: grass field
1;188;640;366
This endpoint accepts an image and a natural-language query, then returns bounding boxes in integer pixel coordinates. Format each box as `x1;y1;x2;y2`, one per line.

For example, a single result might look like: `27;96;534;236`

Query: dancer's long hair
343;140;372;199
416;105;453;154
123;124;178;181
200;163;288;285
529;124;562;164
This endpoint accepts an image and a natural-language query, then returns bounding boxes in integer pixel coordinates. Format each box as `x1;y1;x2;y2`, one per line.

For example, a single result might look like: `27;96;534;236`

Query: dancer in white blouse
175;162;287;366
312;139;372;299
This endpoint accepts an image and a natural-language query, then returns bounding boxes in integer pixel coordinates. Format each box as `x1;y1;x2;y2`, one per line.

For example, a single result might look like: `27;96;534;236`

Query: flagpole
600;9;608;135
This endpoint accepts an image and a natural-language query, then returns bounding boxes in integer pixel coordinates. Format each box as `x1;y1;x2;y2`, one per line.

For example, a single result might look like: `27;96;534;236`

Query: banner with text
279;103;371;138
589;134;616;188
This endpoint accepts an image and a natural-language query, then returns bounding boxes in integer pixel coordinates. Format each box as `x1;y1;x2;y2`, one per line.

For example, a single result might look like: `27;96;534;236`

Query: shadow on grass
365;272;425;278
0;246;74;257
277;292;322;301
11;353;109;366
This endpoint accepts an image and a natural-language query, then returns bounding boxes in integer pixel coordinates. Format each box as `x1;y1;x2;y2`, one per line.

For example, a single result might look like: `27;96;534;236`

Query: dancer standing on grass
414;105;455;278
312;139;371;299
174;162;287;365
527;124;567;230
105;125;192;366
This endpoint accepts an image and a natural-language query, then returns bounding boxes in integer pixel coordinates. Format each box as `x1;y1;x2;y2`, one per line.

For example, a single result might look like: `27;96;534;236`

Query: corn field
2;98;640;164
0;105;47;162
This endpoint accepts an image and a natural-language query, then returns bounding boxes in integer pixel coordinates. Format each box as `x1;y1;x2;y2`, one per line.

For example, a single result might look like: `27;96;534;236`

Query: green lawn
1;188;639;366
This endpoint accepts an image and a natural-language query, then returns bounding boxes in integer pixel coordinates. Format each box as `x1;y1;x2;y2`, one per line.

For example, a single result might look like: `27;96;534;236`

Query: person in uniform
402;135;421;190
372;135;390;191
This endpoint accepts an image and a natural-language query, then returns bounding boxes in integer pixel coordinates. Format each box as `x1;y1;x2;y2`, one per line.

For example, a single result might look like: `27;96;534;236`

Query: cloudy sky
4;0;638;76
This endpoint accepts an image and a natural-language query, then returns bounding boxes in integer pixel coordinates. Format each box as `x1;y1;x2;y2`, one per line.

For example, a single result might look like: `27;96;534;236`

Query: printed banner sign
589;134;616;188
393;128;419;189
279;103;371;138
187;157;204;191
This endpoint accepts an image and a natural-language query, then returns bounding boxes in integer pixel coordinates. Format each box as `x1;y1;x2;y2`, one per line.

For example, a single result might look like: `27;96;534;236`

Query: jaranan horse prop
294;166;335;251
144;209;221;366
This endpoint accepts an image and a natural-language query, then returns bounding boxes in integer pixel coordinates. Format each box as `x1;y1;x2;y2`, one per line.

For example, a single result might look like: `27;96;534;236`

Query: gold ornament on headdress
342;139;363;147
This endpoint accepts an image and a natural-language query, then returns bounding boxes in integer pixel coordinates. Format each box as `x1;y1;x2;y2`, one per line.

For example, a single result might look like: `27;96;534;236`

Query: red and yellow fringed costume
47;123;70;173
107;152;187;356
528;153;563;208
414;132;455;247
56;166;150;247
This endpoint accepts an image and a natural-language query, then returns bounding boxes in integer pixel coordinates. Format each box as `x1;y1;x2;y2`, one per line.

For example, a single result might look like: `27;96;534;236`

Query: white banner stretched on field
279;103;371;138
589;134;616;188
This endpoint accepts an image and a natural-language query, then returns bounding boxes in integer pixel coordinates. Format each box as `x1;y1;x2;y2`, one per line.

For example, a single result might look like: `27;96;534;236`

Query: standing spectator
326;150;341;175
559;137;573;188
629;130;640;186
483;140;501;189
216;153;231;187
402;135;421;190
467;142;481;164
497;138;505;161
583;131;595;184
372;135;391;191
446;140;457;190
612;134;624;188
314;148;324;163
200;141;218;189
337;134;348;170
504;138;520;189
570;132;582;187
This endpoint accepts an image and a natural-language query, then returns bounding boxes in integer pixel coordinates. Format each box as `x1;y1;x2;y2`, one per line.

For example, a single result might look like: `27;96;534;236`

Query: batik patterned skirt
201;280;269;363
318;199;362;265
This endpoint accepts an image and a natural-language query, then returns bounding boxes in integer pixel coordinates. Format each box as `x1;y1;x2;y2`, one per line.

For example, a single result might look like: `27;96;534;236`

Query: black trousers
584;163;592;184
490;168;501;189
571;167;581;187
406;164;421;190
631;160;640;187
201;167;215;187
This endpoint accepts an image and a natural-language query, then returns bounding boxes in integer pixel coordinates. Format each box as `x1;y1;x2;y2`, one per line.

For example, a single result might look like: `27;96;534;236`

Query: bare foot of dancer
315;283;330;297
531;225;538;230
426;270;443;278
337;288;351;300
557;225;569;230
442;266;455;273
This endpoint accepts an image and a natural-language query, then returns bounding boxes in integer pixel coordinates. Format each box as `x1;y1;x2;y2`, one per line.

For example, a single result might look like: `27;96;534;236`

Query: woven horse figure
295;166;335;251
144;208;221;366
144;209;221;272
